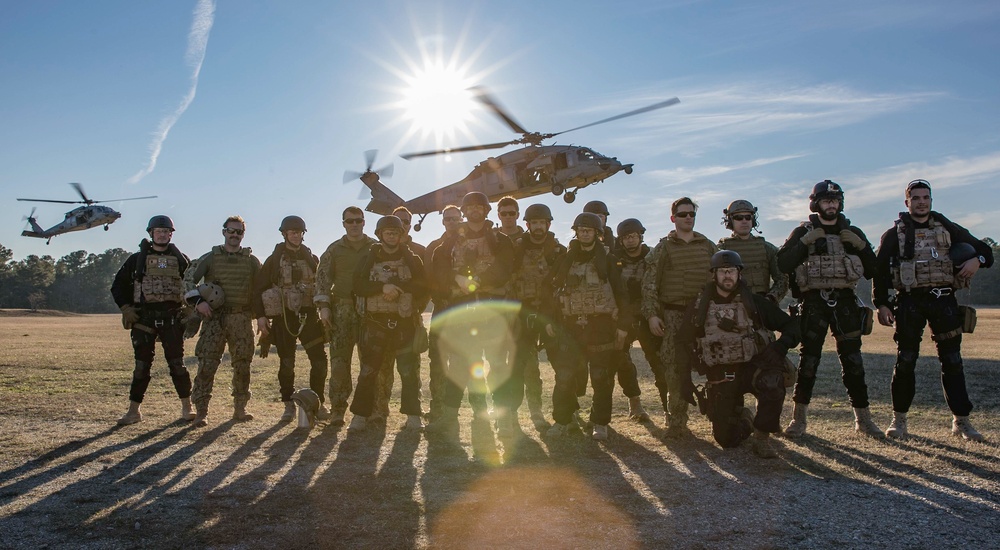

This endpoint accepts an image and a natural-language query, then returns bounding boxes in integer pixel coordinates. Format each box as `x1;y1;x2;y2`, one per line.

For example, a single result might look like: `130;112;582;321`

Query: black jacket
110;239;189;308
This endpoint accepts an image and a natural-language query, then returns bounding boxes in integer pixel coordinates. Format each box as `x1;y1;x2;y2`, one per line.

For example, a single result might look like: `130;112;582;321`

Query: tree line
1;239;999;314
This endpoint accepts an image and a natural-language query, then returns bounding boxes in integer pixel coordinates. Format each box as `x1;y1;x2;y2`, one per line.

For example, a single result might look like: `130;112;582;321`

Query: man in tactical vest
504;203;567;433
428;191;514;446
185;216;262;427
777;180;882;437
613;218;663;422
111;215;193;425
254;215;328;422
874;179;993;441
371;206;429;424
424;205;473;422
682;251;800;458
348;215;429;432
544;212;630;440
641;197;718;438
583;200;615;254
718;200;788;303
315;206;376;426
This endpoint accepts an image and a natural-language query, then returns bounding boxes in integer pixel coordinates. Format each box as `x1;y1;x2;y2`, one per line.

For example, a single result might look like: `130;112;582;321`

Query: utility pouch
861;306;875;336
959;305;977;334
262;287;283;317
898;261;916;288
783;357;797;388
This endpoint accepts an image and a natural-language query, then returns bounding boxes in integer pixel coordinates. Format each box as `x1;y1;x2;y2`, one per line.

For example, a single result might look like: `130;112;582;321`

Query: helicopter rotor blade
69;182;93;204
363;149;378;171
374;163;393;179
401;140;516;160
550;97;680;137
343;170;365;184
23;207;38;222
16;198;82;204
95;195;158;203
468;86;528;135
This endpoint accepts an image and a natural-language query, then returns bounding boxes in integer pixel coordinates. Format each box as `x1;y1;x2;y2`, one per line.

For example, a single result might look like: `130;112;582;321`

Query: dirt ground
0;310;998;549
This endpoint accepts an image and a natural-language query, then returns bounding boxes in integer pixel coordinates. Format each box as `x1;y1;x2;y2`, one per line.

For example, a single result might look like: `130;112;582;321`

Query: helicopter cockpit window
577;149;595;161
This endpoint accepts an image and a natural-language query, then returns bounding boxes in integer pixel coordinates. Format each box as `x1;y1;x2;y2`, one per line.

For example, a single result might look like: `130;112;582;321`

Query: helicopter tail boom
360;171;405;215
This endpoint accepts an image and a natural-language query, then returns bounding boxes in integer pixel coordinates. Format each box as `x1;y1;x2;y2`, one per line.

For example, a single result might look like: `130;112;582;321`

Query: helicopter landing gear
563;191;576;204
624;165;633;175
46;238;52;245
414;213;428;232
104;224;109;231
551;184;564;196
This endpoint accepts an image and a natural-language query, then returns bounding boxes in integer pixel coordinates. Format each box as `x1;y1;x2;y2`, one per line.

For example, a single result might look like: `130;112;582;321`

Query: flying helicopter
18;182;157;244
345;88;679;231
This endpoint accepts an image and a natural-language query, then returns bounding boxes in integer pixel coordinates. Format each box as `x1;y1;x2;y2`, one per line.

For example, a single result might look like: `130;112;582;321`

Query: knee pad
895;349;918;372
798;356;820;380
133;360;152;378
941;350;964;375
842;351;865;377
167;358;188;378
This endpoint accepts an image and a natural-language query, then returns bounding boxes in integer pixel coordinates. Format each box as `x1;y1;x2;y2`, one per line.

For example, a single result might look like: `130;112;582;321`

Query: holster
959;305;977;334
861;306;875;336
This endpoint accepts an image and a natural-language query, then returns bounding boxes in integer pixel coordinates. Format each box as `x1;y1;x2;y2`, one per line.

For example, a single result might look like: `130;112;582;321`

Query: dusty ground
0;310;997;549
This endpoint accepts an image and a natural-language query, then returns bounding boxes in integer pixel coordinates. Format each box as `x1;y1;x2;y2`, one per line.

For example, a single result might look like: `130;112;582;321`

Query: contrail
128;0;215;185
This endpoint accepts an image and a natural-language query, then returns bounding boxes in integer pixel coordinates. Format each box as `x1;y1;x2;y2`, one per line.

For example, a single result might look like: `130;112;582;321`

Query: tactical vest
276;254;315;310
514;245;554;304
619;256;646;306
656;236;714;306
321;238;374;301
719;236;770;294
365;257;414;317
560;258;617;317
696;297;761;367
793;223;863;291
452;234;502;296
208;246;254;308
891;217;955;291
134;253;183;303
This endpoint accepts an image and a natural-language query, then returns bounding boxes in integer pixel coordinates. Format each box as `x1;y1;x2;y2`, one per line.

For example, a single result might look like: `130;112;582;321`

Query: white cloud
127;0;216;185
644;154;806;186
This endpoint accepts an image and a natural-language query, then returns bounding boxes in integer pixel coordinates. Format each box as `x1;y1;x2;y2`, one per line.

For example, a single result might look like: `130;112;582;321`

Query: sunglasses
730;214;753;222
343;218;364;225
224;228;245;236
443;216;462;222
674;211;696;218
499;211;518;217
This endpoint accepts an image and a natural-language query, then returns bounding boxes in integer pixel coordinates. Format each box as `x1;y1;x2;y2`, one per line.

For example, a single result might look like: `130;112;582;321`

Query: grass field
0;309;998;549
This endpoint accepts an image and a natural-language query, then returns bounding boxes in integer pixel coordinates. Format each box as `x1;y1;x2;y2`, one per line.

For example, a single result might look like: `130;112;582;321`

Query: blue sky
3;0;999;261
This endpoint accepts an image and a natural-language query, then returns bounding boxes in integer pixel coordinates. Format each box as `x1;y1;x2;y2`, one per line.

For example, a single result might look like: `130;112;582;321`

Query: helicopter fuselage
21;205;122;240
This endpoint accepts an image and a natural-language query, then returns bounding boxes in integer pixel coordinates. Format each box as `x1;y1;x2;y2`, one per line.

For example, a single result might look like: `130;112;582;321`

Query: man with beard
254;216;328;422
185;215;262;426
641;198;718;438
348;215;429;432
874;179;993;441
427;192;514;447
777;180;882;437
717;200;788;302
502;203;566;434
613;218;660;422
111;215;193;425
681;251;799;457
544;213;629;440
315;207;375;426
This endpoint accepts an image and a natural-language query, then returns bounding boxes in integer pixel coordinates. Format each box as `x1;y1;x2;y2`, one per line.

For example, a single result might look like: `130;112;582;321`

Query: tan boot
592;424;609;441
529;408;550;430
193;403;209;428
233;402;254;422
117;401;142;425
280;401;295;422
952;415;984;442
628;397;650;422
784;402;808;438
885;412;908;438
751;429;777;458
348;414;367;432
854;407;883;438
180;397;196;422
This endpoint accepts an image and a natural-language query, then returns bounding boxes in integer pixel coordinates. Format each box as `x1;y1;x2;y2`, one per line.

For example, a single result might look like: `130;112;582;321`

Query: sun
399;61;478;141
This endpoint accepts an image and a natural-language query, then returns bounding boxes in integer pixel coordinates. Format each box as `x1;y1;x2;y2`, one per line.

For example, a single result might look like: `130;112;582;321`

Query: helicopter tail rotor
344;149;394;183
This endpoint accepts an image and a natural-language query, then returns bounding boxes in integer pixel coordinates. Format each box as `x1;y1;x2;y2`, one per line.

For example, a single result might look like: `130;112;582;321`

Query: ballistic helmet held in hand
523;203;553;221
710;250;744;270
583;200;609;216
572;212;604;231
146;215;175;232
809;180;845;213
949;242;978;268
616;218;646;236
196;282;225;309
375;215;404;240
279;215;307;233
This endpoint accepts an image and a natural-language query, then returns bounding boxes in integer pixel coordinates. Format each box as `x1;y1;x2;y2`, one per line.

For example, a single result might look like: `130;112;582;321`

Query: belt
904;287;953;298
218;305;249;314
661;303;687;312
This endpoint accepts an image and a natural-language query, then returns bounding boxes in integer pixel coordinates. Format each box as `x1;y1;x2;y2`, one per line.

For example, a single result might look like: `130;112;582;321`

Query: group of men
109;178;993;458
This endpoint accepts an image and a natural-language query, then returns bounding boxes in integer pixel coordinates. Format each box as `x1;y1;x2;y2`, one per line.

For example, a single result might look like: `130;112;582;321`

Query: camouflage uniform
315;235;376;416
641;231;718;428
717;235;788;301
186;246;261;414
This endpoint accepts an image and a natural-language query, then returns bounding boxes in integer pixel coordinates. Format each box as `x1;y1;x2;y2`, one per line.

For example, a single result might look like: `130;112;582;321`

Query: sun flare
400;62;477;140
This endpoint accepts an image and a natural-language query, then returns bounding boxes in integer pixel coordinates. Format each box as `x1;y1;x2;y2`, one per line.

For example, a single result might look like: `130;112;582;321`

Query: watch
978;255;987;265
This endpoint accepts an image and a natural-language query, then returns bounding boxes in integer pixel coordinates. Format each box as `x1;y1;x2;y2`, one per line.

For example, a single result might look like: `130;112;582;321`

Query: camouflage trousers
657;308;692;423
327;301;361;415
191;311;254;410
374;315;427;419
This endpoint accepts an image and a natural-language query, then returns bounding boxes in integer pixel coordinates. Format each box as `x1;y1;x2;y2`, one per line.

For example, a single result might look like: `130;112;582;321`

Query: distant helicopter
18;182;157;244
345;88;679;231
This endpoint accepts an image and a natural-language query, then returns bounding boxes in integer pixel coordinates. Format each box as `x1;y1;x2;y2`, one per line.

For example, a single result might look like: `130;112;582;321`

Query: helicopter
345;88;679;231
18;182;157;244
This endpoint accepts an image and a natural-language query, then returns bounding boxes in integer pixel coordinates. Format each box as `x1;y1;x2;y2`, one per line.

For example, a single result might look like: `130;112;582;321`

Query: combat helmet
279;215;307;233
722;200;759;229
809;180;845;213
375;215;404;240
146;215;175;232
583;200;609;216
461;192;491;210
523;203;553;221
572;212;604;231
710;250;744;271
616;218;646;236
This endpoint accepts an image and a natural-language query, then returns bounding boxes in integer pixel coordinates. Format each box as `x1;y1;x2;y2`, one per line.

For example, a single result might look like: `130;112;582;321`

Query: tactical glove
682;375;698;406
800;227;826;246
839;229;866;250
120;304;140;325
